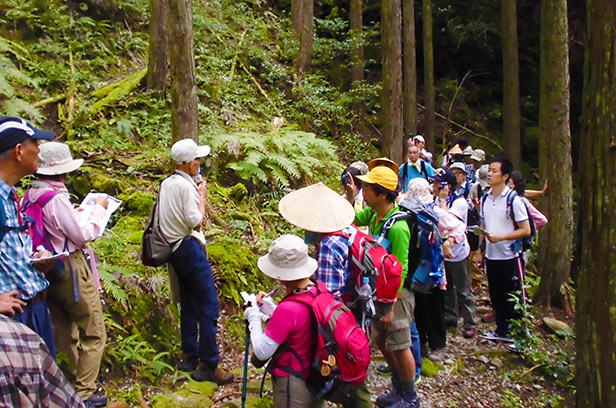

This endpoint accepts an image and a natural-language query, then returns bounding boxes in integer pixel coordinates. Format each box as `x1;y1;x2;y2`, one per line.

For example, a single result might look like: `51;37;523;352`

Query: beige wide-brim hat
36;142;84;175
258;235;318;281
279;182;355;233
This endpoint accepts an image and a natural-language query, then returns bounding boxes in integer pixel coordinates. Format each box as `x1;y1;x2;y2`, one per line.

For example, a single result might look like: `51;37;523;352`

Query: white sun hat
171;139;211;164
279;182;355;233
405;178;433;204
258;235;318;281
36;142;84;175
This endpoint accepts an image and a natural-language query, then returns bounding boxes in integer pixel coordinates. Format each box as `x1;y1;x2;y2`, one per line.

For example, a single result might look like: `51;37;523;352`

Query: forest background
0;0;614;406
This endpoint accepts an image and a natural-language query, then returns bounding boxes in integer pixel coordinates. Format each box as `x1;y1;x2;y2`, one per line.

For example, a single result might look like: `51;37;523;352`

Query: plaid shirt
465;164;477;183
317;226;353;297
0;314;84;407
0;179;48;300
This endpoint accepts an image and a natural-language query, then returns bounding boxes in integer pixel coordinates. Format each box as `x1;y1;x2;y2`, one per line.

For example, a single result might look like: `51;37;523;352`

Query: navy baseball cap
0;116;55;152
430;168;457;187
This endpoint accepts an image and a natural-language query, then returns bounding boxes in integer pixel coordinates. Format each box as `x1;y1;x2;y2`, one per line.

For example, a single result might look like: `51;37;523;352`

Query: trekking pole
241;319;250;408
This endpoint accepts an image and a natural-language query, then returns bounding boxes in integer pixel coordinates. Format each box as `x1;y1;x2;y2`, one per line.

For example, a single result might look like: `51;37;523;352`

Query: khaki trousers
47;250;106;401
272;375;326;408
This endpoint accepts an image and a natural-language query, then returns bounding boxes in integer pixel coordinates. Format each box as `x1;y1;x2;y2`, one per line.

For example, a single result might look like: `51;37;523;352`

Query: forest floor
109;288;575;408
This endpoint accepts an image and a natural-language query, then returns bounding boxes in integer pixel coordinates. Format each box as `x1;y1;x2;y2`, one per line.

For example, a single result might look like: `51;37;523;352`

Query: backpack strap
401;162;408;192
421;160;428;181
380;211;410;240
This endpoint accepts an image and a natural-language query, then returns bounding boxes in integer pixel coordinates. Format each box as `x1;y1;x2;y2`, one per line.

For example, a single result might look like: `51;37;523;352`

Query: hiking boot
427;348;445;363
481;330;513;343
376;364;392;376
462;327;476;338
390;392;420;408
375;386;400;407
481;312;495;323
191;363;235;385
84;390;108;407
178;353;198;372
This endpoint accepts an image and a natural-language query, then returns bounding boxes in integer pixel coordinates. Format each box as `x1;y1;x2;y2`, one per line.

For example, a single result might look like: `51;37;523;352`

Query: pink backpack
21;189;59;252
282;280;370;403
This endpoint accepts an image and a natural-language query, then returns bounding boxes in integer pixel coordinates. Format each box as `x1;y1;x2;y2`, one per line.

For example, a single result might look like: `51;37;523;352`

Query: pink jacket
524;198;548;229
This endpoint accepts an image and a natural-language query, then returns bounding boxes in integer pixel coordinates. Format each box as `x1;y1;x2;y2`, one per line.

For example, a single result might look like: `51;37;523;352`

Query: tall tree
381;0;404;163
422;0;435;153
402;0;417;140
501;0;521;167
291;0;314;81
147;0;169;95
534;0;573;309
349;0;364;118
349;0;364;84
576;0;616;405
168;0;198;142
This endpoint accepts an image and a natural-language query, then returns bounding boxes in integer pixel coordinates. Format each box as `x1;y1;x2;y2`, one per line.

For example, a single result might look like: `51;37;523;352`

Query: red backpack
280;280;370;403
327;225;402;306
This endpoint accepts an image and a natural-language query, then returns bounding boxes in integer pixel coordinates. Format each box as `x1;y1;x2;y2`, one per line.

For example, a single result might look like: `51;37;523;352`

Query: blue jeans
170;237;220;370
410;319;421;378
15;300;57;360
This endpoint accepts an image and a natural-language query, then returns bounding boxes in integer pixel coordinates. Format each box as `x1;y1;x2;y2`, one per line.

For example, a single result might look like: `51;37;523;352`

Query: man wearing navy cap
0;116;57;357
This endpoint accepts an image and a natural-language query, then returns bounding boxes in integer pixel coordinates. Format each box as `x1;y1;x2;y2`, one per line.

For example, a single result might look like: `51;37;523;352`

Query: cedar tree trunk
168;0;199;142
147;0;169;95
534;0;573;309
402;0;417;140
576;0;616;405
422;0;435;153
501;0;521;167
381;0;404;163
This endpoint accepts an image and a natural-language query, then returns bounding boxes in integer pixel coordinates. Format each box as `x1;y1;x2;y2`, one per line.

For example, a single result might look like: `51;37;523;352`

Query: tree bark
576;0;616;406
402;0;417;141
422;0;435;153
501;0;521;168
147;0;169;95
292;0;313;80
349;0;364;118
168;0;199;142
381;0;404;163
534;0;573;309
350;0;364;84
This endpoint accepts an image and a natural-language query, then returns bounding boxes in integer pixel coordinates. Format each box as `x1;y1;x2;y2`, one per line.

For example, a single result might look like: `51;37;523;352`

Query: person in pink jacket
23;142;109;408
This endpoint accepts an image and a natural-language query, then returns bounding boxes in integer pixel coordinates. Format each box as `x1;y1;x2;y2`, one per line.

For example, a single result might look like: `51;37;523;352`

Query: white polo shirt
480;186;528;260
158;171;203;244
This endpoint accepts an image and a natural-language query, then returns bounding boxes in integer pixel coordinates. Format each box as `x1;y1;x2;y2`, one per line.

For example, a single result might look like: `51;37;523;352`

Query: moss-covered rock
151;378;217;408
229;183;248;203
110;216;144;236
71;168;130;196
124;191;156;216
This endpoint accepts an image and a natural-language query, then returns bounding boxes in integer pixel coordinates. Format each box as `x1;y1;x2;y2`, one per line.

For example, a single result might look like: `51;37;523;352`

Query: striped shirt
0;179;48;300
0;314;84;407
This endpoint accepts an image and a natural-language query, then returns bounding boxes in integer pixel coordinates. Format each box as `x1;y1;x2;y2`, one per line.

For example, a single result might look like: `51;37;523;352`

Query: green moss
71;168;129;196
111;216;144;236
207;238;272;306
124;192;156;216
229;183;248;202
152;390;213;408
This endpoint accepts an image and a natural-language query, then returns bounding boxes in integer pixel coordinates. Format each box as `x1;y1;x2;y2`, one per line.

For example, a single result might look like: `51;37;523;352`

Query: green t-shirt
354;205;410;292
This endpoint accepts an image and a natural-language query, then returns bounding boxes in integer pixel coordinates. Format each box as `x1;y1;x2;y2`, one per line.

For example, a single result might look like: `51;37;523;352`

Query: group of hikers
0;116;548;408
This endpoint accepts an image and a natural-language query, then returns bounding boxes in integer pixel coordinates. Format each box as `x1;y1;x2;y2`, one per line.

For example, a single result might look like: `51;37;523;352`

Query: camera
341;173;351;186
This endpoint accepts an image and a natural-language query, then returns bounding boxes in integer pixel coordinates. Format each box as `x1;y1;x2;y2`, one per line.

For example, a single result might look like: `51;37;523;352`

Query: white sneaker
482;330;514;343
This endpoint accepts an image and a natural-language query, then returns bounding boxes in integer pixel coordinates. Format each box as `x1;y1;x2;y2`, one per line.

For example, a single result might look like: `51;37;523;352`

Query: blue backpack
381;198;445;294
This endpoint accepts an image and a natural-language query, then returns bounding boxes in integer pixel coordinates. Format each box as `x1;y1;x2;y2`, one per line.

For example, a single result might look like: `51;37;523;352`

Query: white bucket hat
171;139;211;164
279;182;355;233
36;142;84;175
470;149;486;162
258;235;317;281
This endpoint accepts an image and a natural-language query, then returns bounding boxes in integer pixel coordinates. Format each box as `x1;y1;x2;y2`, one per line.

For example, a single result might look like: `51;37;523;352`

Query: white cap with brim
36;142;84;175
258;235;318;281
279;182;355;233
449;161;468;174
171;139;211;164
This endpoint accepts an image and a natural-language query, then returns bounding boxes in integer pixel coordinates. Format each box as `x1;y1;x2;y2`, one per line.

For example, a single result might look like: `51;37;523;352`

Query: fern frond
264;162;290;187
3;99;42;122
268;153;300;179
245;150;266;166
98;268;129;303
229;162;268;184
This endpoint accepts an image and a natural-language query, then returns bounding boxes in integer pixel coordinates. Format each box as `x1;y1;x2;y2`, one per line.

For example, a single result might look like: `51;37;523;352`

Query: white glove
260;297;277;317
244;305;269;322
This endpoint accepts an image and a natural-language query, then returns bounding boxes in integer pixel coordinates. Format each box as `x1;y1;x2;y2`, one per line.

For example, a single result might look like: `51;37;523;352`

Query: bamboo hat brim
279;182;355;233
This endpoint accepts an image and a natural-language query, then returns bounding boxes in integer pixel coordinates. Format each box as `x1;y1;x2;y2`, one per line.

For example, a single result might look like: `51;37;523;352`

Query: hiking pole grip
241;320;250;408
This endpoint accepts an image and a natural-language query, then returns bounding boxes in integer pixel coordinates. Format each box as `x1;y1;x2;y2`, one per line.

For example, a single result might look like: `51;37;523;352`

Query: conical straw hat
279;182;355;233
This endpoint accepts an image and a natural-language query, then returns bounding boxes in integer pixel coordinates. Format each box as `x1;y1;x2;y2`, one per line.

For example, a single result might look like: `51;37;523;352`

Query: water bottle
195;166;203;182
357;276;375;328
